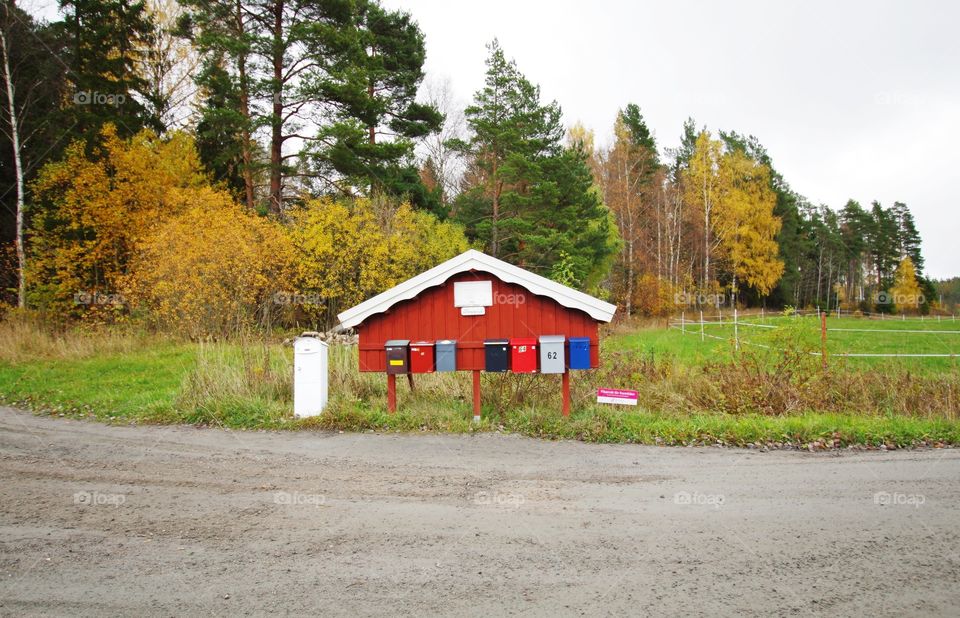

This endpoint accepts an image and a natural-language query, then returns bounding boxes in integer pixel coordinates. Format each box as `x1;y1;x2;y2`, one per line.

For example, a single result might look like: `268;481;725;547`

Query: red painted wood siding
357;271;601;371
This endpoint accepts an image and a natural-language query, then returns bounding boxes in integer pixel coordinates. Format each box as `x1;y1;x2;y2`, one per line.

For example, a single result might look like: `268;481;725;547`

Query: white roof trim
337;249;617;328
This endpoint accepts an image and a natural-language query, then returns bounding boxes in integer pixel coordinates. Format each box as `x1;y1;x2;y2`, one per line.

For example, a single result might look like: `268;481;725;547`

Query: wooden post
561;370;571;417
472;370;481;422
407;373;415;391
820;312;828;371
700;310;705;342
387;373;397;413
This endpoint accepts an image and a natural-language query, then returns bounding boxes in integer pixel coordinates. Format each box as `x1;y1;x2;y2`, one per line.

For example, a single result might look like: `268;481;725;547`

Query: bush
123;189;294;338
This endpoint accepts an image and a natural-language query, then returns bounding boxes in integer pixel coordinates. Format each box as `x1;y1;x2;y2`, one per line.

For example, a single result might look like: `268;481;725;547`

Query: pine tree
452;40;615;289
57;0;154;137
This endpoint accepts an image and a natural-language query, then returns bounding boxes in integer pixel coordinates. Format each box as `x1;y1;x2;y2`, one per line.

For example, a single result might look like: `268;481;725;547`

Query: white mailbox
294;334;328;417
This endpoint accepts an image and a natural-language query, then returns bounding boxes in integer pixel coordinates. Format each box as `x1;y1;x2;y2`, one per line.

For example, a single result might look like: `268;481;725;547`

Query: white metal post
700;310;705;342
734;307;739;352
681;311;685;334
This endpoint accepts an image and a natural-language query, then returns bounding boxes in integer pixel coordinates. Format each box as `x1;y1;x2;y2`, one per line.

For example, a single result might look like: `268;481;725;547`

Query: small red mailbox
510;337;538;373
410;341;435;373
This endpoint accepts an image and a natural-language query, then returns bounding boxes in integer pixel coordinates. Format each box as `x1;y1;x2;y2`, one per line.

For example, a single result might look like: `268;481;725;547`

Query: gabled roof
337;249;617;329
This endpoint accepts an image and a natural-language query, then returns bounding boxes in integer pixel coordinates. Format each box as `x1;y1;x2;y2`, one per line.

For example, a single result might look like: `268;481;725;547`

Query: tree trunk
702;160;710;291
268;0;284;215
0;27;25;307
235;0;255;211
490;155;500;256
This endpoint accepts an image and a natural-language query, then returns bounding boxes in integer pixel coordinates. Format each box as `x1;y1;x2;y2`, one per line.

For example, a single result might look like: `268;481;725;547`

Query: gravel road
1;406;958;616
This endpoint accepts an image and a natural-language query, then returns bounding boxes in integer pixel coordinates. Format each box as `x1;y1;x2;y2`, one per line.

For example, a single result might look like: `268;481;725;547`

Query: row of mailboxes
384;336;591;374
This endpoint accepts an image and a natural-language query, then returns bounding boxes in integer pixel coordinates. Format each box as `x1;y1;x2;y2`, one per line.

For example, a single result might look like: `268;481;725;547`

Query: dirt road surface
1;406;958;616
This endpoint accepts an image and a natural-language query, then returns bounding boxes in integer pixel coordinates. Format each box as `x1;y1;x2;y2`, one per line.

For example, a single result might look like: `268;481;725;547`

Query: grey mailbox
538;335;566;374
436;339;457;372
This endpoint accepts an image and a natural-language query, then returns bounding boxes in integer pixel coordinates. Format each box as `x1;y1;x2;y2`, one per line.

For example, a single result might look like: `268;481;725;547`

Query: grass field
609;313;960;373
1;315;958;447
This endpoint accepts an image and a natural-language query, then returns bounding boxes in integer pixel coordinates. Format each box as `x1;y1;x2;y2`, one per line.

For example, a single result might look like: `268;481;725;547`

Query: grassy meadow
1;313;959;447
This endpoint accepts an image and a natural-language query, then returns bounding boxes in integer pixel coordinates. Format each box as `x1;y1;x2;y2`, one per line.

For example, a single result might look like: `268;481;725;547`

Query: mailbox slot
484;339;510;372
384;339;410;375
409;341;435;373
538;335;566;374
510;337;538;373
436;340;457;372
568;337;591;370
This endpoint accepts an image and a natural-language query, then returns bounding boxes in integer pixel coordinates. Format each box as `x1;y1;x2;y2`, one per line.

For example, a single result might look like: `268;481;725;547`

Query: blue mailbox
568;337;591;370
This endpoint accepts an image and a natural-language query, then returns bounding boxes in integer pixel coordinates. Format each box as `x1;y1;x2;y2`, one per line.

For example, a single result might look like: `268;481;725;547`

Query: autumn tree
29;125;207;315
682;130;722;292
713;148;784;303
124;189;294;337
597;104;660;315
289;196;469;326
890;256;922;314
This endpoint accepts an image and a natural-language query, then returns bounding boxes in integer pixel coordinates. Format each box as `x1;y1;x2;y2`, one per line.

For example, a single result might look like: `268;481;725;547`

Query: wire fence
668;308;960;360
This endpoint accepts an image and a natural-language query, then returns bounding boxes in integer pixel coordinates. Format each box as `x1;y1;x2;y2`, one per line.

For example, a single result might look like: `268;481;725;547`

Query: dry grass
0;312;150;363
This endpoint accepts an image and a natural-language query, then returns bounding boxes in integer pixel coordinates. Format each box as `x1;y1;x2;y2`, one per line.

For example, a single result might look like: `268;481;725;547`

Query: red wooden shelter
338;250;616;418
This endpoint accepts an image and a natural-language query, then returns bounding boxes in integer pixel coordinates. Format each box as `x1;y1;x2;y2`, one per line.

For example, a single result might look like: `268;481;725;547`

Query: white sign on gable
454;280;493;308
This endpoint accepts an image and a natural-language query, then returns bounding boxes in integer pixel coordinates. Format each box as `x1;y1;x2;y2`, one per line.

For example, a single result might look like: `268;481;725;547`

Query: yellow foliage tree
713;149;784;302
890;256;922;313
29;124;207;315
289;196;470;325
124;188;294;338
682;131;723;291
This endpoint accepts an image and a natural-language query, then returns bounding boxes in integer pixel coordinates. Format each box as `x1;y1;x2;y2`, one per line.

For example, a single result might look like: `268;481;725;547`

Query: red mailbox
510;337;538;373
410;341;435;373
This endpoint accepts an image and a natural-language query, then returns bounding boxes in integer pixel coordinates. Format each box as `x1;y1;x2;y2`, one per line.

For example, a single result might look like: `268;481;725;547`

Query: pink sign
596;388;639;406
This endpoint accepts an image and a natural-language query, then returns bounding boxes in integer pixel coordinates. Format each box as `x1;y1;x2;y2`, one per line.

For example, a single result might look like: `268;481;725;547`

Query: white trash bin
294;333;328;417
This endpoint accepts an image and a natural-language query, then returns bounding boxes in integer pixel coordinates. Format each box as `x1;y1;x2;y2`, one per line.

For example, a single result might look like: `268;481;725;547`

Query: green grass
0;342;195;421
1;317;958;447
610;313;960;373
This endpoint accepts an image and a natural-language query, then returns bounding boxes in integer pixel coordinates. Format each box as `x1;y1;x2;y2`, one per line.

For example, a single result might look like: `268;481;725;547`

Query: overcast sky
23;0;958;278
383;0;959;279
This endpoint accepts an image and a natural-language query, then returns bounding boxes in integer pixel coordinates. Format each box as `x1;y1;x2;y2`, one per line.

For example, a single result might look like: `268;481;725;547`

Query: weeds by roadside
1;317;958;445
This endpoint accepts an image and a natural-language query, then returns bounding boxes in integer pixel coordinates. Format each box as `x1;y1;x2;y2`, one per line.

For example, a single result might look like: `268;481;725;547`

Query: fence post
700;310;705;342
718;308;722;324
681;311;685;333
821;312;828;371
734;307;739;352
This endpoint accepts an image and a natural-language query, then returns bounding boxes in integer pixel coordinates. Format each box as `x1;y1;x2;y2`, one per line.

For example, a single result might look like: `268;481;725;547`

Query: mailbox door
568;337;591;370
538;335;566;374
510;337;538;373
410;342;435;373
484;339;510;372
385;340;410;375
436;340;457;372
